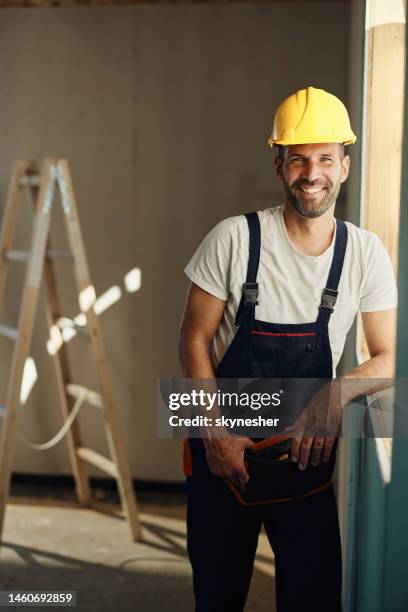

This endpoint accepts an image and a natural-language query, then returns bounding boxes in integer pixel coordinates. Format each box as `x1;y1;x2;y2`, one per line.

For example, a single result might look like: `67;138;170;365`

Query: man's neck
282;203;336;257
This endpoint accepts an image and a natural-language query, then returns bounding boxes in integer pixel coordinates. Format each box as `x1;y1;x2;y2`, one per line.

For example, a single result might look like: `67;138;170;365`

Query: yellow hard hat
268;86;356;147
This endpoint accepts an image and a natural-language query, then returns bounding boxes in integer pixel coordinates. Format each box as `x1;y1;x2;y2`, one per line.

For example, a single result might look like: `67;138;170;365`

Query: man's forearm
179;340;216;378
340;352;395;407
179;340;230;443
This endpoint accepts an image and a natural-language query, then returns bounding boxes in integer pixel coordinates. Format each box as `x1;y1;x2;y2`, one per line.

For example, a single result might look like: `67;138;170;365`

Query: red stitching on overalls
251;331;316;337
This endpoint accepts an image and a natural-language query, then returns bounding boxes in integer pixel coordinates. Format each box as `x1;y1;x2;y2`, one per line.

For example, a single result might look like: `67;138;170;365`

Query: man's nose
301;160;321;182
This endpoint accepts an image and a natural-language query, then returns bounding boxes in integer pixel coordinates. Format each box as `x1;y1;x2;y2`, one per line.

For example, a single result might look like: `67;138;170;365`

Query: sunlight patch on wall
124;268;142;293
20;357;38;404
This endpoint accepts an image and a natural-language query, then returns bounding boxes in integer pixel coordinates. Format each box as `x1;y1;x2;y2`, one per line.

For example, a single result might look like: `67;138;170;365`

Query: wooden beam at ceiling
0;0;350;6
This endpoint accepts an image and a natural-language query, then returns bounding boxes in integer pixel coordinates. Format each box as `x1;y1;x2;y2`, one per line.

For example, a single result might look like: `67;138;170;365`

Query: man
179;86;397;612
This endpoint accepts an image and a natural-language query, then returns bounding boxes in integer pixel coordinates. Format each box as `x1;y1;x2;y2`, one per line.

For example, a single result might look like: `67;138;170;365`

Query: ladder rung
66;384;103;408
18;176;40;187
3;250;29;262
4;249;73;262
46;249;73;260
0;324;18;341
76;447;118;478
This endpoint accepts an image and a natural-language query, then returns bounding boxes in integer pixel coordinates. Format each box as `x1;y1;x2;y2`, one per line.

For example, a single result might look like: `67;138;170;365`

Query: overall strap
317;219;348;325
235;212;261;326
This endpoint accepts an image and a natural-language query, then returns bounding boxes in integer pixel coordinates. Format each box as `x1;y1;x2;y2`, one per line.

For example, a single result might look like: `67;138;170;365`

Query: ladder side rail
42;252;92;506
57;160;142;541
0;160;56;538
0;161;27;304
30;174;92;506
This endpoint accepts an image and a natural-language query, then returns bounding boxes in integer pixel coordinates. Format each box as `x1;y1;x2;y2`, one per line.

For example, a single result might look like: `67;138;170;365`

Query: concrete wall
0;2;350;482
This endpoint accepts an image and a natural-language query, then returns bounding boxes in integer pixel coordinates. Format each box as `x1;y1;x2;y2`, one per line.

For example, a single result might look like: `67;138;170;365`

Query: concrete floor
0;488;276;612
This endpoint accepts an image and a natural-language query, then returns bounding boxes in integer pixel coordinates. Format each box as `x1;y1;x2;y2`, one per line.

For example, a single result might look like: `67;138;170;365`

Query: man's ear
340;154;350;183
275;156;284;182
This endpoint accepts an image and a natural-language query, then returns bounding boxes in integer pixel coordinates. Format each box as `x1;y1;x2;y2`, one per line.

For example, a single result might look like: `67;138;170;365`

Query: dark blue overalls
185;212;347;612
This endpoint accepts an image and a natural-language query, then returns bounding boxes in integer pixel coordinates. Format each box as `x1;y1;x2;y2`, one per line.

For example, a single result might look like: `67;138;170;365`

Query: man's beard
284;179;341;218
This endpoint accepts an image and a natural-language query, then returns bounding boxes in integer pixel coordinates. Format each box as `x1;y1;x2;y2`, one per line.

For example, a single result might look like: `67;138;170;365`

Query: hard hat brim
268;136;357;147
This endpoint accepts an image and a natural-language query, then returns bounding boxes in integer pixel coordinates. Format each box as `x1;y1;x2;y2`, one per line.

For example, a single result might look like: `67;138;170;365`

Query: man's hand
204;436;255;491
286;381;342;470
291;435;336;470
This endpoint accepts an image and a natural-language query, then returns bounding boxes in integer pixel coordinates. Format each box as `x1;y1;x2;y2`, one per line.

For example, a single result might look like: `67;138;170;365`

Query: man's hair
277;145;286;163
276;143;345;162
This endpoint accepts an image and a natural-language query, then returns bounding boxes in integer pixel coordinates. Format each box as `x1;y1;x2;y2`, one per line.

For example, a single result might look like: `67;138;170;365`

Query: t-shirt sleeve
360;233;398;312
184;218;235;301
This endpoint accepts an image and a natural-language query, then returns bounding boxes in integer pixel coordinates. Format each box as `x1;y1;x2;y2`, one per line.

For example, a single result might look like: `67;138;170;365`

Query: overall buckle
243;282;259;305
320;288;338;311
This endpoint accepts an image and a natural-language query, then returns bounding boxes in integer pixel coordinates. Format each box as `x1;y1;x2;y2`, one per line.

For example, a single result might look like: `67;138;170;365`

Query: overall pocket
242;442;293;502
250;330;317;364
231;437;336;505
292;439;338;498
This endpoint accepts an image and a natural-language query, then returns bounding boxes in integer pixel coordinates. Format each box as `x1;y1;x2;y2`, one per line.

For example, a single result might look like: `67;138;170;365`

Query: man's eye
321;157;333;162
291;157;304;162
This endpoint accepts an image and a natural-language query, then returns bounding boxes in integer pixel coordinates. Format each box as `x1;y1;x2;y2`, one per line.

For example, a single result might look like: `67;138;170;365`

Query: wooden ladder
0;159;142;542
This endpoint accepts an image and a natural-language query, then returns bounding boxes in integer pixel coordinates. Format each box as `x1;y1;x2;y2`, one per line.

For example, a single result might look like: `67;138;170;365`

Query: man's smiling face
275;143;350;218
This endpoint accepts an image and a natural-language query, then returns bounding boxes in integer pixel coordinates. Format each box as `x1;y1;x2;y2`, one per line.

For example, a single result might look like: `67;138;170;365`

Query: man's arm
293;308;397;468
179;282;225;378
342;308;397;381
178;282;254;490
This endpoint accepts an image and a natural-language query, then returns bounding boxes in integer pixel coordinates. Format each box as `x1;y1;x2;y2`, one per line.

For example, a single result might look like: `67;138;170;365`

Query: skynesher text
168;415;280;428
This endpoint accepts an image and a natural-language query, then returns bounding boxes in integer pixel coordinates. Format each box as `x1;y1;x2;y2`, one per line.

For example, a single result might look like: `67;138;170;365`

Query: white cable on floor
17;392;85;451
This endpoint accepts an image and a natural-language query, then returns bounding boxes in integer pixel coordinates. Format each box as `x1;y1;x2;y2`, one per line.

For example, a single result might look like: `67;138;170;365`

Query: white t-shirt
184;205;398;374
